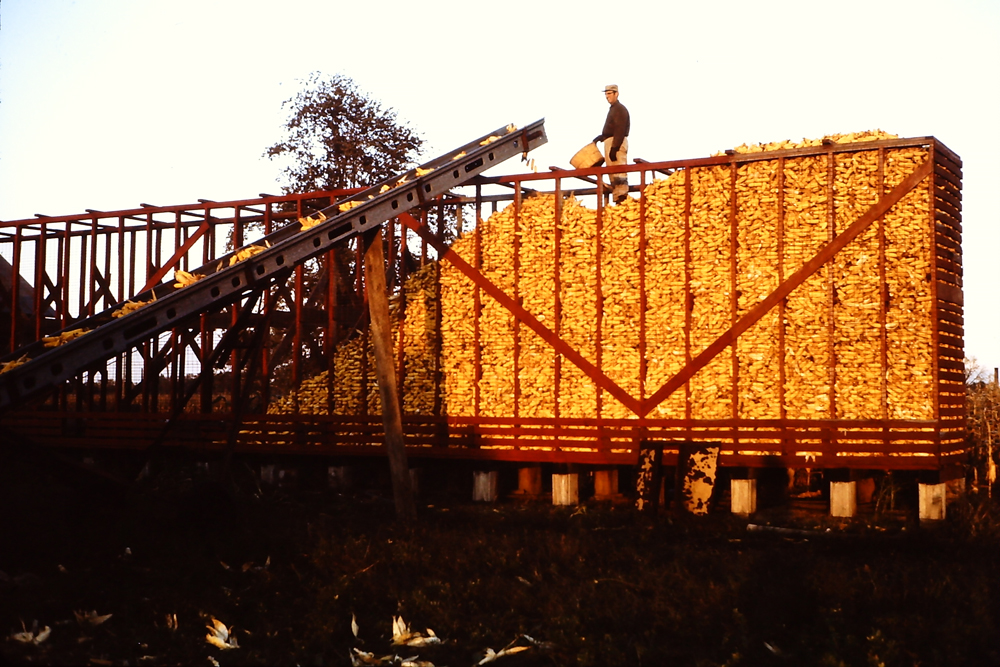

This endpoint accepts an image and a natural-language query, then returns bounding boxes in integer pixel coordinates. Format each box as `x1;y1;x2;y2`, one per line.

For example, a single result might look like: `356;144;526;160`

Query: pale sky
1;0;998;372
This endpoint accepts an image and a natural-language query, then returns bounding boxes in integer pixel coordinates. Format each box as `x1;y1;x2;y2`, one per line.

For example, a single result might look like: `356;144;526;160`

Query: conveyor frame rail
0;120;548;411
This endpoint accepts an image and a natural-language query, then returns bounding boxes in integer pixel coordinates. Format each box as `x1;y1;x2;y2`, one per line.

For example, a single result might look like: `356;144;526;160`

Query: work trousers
602;136;629;199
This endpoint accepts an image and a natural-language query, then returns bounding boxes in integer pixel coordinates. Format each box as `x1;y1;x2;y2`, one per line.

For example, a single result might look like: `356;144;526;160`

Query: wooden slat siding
938;332;963;348
938;322;964;338
939;359;965;373
935;209;962;231
933;163;962;190
935;256;962;277
934;138;964;442
934;194;961;219
937;174;963;201
935;223;962;246
935;234;961;254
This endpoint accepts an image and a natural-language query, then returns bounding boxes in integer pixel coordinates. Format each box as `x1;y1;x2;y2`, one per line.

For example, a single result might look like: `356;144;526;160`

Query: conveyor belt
0;120;547;411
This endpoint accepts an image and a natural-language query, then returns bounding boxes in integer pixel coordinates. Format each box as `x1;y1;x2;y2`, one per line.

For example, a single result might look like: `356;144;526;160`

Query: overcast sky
1;0;998;372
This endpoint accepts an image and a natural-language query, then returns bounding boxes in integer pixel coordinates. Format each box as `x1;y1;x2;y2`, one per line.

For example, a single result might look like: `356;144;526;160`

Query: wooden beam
362;227;416;521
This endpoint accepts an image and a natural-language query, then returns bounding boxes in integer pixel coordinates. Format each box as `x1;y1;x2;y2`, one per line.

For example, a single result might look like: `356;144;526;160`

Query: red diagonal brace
140;219;212;293
639;156;933;417
397;212;642;415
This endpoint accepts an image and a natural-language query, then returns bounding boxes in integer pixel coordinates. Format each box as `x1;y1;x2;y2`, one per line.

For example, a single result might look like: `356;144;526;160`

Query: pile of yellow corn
270;131;938;425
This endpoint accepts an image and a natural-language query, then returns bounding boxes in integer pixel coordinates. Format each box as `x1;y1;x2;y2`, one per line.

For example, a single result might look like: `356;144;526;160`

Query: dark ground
1;448;999;667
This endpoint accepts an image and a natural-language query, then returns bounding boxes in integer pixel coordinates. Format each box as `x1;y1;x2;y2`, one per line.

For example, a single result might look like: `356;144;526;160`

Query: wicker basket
570;143;604;169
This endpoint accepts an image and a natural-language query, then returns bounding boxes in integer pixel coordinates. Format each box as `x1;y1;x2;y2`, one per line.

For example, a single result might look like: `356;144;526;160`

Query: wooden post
363;228;416;521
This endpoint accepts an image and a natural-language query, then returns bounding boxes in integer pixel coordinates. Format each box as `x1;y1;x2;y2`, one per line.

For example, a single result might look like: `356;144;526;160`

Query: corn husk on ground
269;130;940;436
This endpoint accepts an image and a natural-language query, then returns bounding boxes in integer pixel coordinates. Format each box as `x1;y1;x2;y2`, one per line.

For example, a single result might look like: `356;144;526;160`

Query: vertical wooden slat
9;225;22;353
638;168;648;401
928;146;940;427
777;157;787;427
877;148;888;450
553;177;563;420
433;205;444;417
684;167;692;422
595;176;605;417
474;187;483;419
826;148;837;424
60;225;70;329
729;162;739;442
513;180;522;419
35;222;47;342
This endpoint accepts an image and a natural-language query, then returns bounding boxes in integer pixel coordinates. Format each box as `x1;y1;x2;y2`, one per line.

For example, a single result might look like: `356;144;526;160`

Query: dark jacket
597;101;630;151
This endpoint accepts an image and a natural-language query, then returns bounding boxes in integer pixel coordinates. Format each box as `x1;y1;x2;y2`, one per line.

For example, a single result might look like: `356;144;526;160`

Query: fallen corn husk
478;646;530;664
9;621;50;645
451;151;466;160
391;616;441;647
205;617;238;650
42;328;89;348
479;135;501;146
415;167;435;177
339;200;364;213
477;634;552;664
74;609;112;626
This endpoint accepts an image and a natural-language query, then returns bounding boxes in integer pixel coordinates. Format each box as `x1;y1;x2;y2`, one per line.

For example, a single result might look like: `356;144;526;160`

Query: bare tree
967;358;999;497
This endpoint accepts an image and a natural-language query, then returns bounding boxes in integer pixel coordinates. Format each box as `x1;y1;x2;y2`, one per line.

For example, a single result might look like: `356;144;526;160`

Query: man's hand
609;147;618;162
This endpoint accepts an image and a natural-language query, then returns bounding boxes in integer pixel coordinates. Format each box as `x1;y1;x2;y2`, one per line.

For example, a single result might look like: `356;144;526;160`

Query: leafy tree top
265;72;424;193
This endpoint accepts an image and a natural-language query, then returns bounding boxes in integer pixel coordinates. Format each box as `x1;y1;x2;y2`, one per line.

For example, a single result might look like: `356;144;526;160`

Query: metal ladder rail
0;120;547;411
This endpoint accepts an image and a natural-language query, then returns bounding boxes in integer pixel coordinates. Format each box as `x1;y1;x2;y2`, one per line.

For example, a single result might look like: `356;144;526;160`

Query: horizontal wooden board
937;321;964;338
935;256;963;277
935;188;962;213
934;143;963;171
934;163;962;190
936;282;964;306
936;223;962;245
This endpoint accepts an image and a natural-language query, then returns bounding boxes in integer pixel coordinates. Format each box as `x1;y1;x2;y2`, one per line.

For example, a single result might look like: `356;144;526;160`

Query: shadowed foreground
1;452;998;666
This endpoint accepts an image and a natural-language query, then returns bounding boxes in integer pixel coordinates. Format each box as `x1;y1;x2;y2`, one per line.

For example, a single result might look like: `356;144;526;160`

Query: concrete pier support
919;482;947;521
472;470;498;502
830;481;857;518
515;466;543;496
552;473;579;506
593;468;619;500
731;479;757;516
